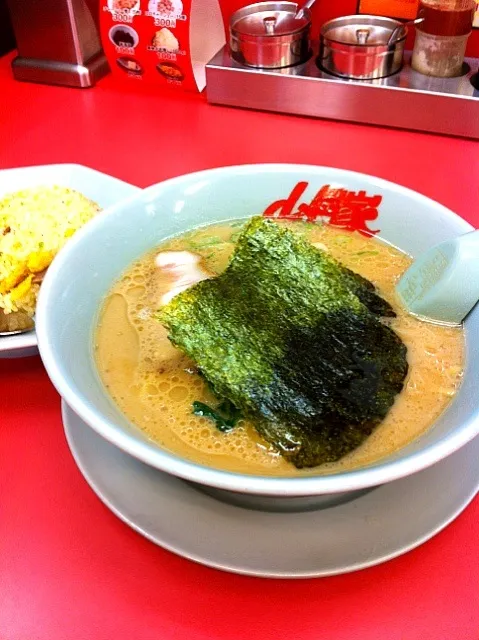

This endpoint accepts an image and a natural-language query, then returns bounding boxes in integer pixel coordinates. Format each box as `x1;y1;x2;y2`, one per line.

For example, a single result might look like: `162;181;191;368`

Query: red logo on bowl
263;182;382;237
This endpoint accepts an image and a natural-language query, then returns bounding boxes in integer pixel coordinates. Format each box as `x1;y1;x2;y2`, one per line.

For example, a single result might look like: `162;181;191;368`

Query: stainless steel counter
206;47;479;140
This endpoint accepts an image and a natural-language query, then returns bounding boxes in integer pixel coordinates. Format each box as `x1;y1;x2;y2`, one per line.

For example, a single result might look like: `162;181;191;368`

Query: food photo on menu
1;0;478;637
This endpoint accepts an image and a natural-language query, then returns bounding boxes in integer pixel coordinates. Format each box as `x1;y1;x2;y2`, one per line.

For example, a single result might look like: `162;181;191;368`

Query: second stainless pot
319;15;407;80
230;1;312;69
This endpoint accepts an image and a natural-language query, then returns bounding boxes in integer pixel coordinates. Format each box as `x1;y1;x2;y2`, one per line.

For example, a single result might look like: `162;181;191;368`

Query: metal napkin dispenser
7;0;109;88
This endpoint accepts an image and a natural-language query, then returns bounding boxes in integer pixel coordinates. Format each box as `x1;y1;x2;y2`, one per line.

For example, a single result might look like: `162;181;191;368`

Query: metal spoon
0;271;45;336
0;328;34;336
396;229;479;325
0;311;35;336
387;15;424;46
295;0;316;20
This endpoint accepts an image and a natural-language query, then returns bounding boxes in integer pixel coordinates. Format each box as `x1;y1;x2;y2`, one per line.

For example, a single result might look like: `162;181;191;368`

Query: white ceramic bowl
36;165;479;511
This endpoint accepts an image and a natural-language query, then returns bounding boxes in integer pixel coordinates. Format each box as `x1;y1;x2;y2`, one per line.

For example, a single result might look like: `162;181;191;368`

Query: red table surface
1;52;478;640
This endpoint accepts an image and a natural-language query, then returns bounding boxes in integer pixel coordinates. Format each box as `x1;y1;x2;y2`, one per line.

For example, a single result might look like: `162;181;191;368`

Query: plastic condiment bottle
411;0;476;77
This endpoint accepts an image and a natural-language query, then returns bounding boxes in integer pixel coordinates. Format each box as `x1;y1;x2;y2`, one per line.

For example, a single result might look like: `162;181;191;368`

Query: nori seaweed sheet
158;217;408;468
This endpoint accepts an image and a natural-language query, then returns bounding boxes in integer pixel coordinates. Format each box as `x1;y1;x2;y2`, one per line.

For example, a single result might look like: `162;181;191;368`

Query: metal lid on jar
231;1;311;38
321;15;405;46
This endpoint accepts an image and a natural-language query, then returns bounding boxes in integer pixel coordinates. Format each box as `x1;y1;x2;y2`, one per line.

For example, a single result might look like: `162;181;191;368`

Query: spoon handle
387;15;425;45
295;0;316;20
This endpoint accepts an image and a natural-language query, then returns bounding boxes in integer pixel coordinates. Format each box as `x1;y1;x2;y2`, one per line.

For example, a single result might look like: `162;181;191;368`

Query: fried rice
0;186;100;320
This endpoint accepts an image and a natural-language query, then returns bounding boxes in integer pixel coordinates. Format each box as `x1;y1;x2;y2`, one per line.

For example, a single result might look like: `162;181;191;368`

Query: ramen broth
95;221;464;476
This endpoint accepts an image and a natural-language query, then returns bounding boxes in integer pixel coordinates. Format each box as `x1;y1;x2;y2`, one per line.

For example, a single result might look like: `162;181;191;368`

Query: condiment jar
412;0;476;78
229;1;312;69
319;15;407;80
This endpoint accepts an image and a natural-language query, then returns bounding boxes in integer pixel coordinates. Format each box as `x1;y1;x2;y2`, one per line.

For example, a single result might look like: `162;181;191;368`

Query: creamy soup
95;220;464;476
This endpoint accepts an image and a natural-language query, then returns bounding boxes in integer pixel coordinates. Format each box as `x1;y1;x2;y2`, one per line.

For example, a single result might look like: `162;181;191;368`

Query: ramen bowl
36;164;479;512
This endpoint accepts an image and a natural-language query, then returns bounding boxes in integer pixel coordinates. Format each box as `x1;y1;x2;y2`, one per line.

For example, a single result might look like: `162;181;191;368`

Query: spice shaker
411;0;476;77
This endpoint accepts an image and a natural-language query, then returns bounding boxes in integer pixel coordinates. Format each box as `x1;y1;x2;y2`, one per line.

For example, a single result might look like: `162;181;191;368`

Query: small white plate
0;164;140;359
63;400;479;579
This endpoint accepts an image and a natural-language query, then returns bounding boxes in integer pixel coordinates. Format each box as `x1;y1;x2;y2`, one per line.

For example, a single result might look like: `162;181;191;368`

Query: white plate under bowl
63;400;479;579
0;164;140;359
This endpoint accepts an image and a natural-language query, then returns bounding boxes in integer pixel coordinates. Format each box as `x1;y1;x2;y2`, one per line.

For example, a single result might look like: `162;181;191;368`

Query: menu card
100;0;225;91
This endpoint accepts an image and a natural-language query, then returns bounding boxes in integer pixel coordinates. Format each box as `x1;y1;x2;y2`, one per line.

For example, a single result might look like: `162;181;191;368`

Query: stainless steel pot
319;15;407;80
230;1;312;69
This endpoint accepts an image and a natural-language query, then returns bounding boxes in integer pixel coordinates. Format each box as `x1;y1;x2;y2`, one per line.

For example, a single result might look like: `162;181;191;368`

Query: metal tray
206;46;479;140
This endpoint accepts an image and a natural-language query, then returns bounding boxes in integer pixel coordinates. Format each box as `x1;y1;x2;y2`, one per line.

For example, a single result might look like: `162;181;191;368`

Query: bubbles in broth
95;220;464;477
